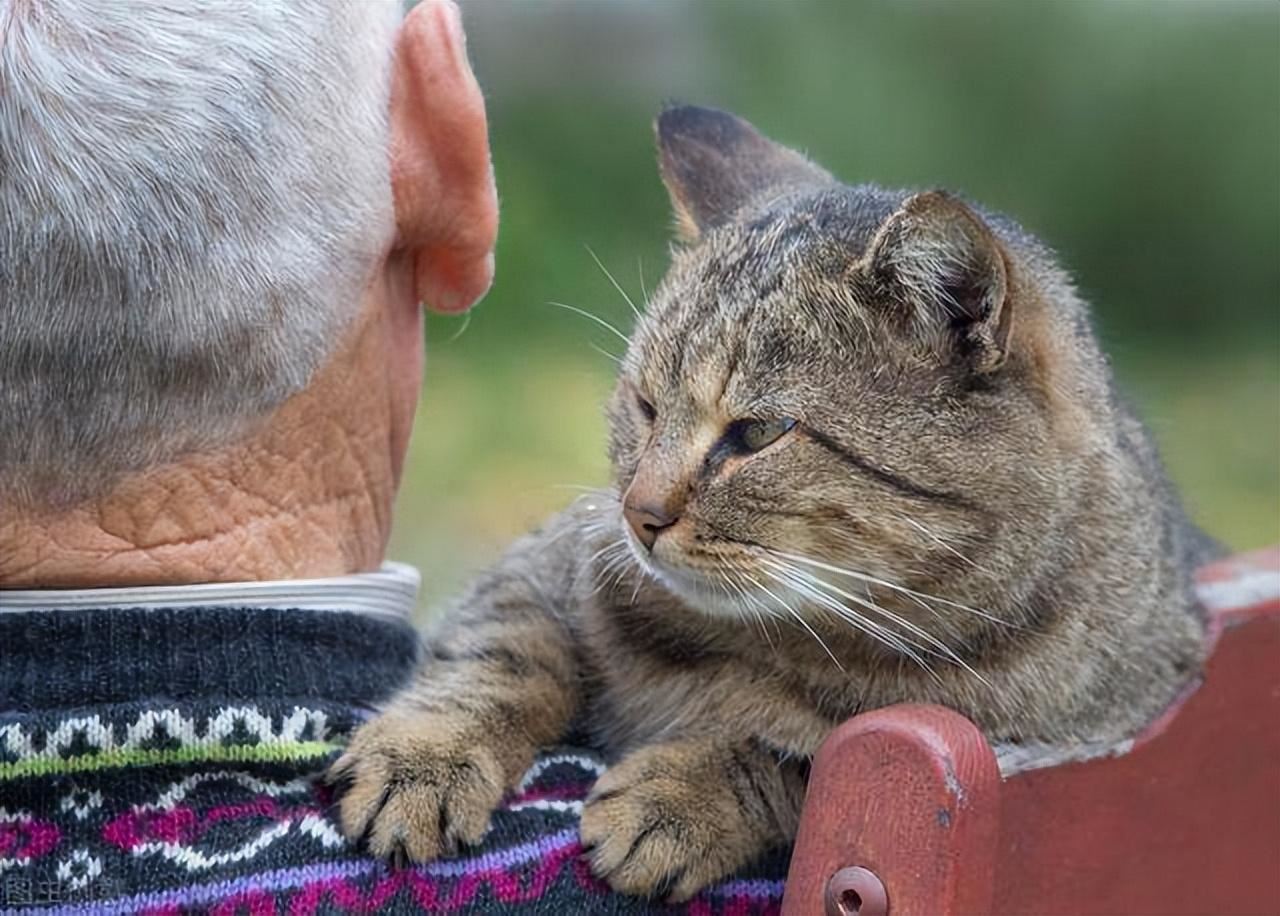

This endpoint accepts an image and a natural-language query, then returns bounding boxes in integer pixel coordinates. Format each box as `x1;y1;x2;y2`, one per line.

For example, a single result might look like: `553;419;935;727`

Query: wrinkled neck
0;436;393;588
0;284;412;589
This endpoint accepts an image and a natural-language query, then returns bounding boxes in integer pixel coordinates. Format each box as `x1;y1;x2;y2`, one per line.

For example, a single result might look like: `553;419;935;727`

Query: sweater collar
0;562;420;624
0;565;422;713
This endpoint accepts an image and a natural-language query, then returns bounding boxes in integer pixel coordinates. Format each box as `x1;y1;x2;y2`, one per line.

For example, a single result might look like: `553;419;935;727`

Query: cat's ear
866;191;1013;373
656;105;831;242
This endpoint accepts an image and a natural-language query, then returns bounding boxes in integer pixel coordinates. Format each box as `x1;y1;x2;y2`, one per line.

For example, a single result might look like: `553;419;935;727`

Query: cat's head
607;105;1083;645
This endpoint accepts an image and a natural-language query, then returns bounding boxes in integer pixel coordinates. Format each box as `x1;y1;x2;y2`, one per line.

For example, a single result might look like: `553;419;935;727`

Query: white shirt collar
0;561;420;625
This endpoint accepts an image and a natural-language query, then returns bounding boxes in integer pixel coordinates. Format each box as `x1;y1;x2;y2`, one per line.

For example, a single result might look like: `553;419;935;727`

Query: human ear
389;0;498;313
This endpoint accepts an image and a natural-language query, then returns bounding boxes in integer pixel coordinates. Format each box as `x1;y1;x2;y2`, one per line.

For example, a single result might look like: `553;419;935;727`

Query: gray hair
0;0;401;505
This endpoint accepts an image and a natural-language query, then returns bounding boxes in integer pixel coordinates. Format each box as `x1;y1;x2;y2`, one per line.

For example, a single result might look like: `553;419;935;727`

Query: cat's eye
636;393;657;421
731;417;797;453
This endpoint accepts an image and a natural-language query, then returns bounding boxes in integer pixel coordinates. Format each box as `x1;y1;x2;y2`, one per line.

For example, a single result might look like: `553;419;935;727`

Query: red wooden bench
782;547;1280;916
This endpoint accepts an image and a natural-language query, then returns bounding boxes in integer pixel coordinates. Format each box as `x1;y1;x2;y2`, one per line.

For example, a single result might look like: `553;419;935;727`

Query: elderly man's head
0;0;497;582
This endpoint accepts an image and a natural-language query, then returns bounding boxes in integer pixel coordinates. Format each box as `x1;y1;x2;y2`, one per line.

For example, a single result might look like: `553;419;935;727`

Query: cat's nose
624;502;678;551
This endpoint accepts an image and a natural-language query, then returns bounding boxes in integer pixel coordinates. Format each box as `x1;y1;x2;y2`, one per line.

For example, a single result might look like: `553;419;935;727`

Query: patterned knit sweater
0;606;787;914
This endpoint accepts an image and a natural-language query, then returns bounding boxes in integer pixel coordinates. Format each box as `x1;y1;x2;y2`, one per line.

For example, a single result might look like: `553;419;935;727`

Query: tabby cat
330;106;1212;900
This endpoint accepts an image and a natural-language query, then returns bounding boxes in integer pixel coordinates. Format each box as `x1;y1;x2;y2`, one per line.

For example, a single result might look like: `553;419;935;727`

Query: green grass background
392;0;1280;610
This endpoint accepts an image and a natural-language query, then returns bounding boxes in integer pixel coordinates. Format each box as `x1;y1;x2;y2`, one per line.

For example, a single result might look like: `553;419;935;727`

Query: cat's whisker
766;564;964;681
799;565;968;659
800;569;960;657
780;561;993;690
744;599;779;651
606;543;644;595
744;572;844;671
732;570;794;640
768;560;1022;720
546;300;631;345
799;545;966;643
628;568;646;605
738;574;779;631
873;578;968;645
892;513;990;576
760;560;940;681
601;550;633;587
772;549;1018;630
722;567;781;650
589;342;623;365
590;539;637;597
577;522;620;552
712;570;764;643
592;564;625;595
585;245;642;322
748;581;786;647
577;503;621;536
765;560;949;674
588;538;627;566
595;570;626;599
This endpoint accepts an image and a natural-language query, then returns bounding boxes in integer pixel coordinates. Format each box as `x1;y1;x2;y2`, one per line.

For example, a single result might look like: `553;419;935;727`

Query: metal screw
824;866;888;916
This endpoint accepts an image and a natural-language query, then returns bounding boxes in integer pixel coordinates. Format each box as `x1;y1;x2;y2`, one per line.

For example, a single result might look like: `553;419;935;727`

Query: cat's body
331;107;1212;900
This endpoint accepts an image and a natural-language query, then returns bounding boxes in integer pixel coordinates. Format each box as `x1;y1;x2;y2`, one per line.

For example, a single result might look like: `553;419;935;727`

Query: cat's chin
665;570;759;620
641;557;762;622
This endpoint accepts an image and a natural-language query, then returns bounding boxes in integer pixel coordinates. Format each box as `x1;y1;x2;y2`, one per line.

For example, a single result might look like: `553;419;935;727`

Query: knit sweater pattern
0;606;785;914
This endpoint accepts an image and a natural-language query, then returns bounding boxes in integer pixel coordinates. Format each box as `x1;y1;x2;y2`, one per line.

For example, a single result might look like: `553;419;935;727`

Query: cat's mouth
620;514;773;620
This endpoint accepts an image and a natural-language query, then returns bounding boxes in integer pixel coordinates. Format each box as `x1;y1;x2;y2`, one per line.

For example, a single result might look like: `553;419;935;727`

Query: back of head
0;0;400;505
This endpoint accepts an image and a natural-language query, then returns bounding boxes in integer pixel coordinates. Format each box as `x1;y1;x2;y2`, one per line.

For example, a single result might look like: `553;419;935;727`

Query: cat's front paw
327;708;511;863
579;742;770;901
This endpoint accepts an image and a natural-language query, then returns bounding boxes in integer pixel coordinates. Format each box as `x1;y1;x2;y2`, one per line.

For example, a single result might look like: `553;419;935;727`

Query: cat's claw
579;746;764;902
326;709;506;863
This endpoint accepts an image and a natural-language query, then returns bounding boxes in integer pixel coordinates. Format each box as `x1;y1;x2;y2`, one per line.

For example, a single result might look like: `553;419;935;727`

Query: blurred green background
393;0;1280;610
